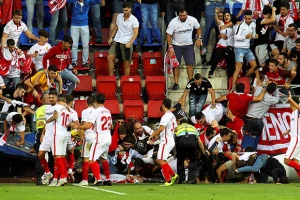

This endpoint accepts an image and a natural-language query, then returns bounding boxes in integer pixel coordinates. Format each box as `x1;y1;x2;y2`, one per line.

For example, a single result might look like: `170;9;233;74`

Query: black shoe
152;37;160;44
36;177;43;185
95;39;102;44
71;62;77;69
172;83;179;90
142;38;148;44
208;71;213;78
93;180;103;186
201;54;207;65
206;60;213;66
103;180;112;186
83;62;90;68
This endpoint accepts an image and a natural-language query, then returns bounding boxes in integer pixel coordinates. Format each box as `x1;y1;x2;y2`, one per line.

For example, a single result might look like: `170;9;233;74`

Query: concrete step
167;76;228;91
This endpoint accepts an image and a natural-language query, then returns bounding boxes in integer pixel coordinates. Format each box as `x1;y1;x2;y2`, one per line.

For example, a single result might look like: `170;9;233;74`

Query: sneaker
208;72;213;78
159;181;172;186
48;179;58;187
95;39;102;44
56;178;68;186
103;180;112;186
68;171;75;183
171;174;178;185
83;62;90;68
41;172;53;185
93;179;103;186
142;38;148;44
172;83;180;90
152;37;160;44
78;180;88;186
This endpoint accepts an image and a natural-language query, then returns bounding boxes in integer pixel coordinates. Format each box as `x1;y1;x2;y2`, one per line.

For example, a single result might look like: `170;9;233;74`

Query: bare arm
261;7;276;25
166;33;172;46
216;95;227;103
208;88;216;105
198;138;205;154
253;89;266;101
46;110;58;123
1;33;8;49
236;9;245;19
148;125;165;141
24;30;39;41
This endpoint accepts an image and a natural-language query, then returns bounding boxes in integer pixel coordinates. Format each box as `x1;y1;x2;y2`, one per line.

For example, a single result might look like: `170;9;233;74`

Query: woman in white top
208;9;236;79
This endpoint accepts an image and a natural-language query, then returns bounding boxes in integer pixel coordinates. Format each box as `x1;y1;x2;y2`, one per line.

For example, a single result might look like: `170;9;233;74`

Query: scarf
164;52;180;74
48;0;67;14
290;0;299;20
0;48;24;76
278;14;290;31
245;0;262;19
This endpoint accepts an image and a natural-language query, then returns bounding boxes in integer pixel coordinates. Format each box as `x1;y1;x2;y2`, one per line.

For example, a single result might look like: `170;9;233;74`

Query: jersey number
61;112;69;127
101;116;111;131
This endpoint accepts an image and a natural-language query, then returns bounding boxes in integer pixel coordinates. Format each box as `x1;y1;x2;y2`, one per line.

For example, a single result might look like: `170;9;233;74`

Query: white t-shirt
3;19;28;45
208;134;224;153
289;109;300;138
202;103;225;123
217;21;234;47
6;112;25;132
3;48;25;78
253;75;269;88
167;15;200;46
28;43;51;71
0;76;4;87
87;106;112;140
53;104;70;136
81;107;96;140
159;111;177;144
69;107;79;123
45;104;56;137
135;125;153;140
114;14;139;44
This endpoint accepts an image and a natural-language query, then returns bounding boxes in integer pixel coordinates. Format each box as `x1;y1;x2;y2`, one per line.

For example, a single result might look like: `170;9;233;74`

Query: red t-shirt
226;92;254;118
226;116;244;141
266;68;291;85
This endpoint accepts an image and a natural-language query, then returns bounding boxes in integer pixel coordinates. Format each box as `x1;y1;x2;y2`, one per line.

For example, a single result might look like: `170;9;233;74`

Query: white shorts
67;132;75;151
89;137;111;161
52;135;68;156
285;138;300;159
157;142;175;160
82;139;94;158
39;135;53;152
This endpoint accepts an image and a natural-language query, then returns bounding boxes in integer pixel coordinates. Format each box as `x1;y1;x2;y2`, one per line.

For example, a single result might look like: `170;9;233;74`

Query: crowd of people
1;0;300;187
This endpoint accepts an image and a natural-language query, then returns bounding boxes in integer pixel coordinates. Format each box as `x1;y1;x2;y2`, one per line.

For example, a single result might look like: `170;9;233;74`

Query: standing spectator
202;0;225;60
107;2;139;76
185;0;201;23
163;0;185;26
27;30;51;72
0;39;25;87
25;0;44;38
282;23;299;54
48;0;67;45
43;35;79;95
290;38;300;94
148;98;178;186
273;3;294;52
277;53;297;90
1;9;39;48
184;73;215;117
166;8;201;90
216;83;265;119
208;9;235;78
232;10;258;87
90;0;105;44
244;82;279;135
68;0;101;68
0;0;22;36
236;0;270;20
254;6;279;69
139;0;160;44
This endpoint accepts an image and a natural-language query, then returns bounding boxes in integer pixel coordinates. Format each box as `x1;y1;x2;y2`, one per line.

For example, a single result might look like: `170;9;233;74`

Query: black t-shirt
255;18;271;46
1;88;23;112
185;78;212;95
172;103;188;120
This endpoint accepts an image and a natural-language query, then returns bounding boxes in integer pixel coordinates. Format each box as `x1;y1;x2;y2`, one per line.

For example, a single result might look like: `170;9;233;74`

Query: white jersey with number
53;104;70;136
81;107;96;140
69;107;79;123
45;104;56;137
88;106;112;141
159;111;177;144
28;43;52;71
289;110;300;138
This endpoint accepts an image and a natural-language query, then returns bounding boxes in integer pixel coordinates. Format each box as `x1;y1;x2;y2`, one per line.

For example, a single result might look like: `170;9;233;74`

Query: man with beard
277;52;297;91
282;23;300;54
166;8;202;90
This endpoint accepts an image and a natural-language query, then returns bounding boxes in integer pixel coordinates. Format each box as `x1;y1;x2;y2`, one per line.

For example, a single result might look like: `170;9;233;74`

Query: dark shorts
112;0;124;13
109;41;133;61
173;44;196;66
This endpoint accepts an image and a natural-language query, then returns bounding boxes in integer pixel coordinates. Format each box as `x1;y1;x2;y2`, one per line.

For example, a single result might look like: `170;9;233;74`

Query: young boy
27;30;52;72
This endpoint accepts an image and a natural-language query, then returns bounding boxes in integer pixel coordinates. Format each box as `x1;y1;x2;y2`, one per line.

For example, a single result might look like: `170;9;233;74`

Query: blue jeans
237;154;269;173
71;25;90;64
189;93;207;117
58;69;79;95
203;3;224;47
2;76;21;89
166;1;185;26
25;0;44;32
89;4;102;41
141;3;158;39
49;7;68;45
244;117;265;135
